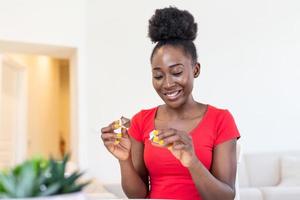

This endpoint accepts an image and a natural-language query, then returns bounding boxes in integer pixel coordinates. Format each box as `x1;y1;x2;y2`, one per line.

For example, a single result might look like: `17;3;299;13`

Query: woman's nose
163;74;175;88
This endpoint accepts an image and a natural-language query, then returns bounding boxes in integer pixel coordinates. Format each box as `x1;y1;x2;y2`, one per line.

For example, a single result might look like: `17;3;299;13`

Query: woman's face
151;45;199;109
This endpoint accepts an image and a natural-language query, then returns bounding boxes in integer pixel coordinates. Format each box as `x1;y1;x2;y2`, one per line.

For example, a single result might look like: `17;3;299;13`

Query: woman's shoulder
207;104;228;113
206;104;234;120
131;106;158;121
129;106;157;135
206;104;240;145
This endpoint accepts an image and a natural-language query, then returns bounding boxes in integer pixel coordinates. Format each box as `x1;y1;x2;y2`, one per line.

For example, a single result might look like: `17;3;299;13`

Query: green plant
0;155;90;198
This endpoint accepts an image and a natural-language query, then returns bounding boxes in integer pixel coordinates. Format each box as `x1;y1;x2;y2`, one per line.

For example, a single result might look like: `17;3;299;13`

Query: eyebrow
153;63;184;70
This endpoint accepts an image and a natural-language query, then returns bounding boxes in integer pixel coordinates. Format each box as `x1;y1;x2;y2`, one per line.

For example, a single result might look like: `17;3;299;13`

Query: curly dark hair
148;6;198;65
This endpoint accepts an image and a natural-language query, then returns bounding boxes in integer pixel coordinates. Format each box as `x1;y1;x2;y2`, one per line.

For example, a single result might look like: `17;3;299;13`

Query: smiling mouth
163;90;182;101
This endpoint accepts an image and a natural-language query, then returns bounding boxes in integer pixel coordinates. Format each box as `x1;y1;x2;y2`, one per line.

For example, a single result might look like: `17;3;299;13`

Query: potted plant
0;155;90;199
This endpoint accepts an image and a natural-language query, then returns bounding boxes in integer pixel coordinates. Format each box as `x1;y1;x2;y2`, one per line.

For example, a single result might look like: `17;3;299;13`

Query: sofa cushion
260;186;300;200
279;156;300;186
238;155;250;187
84;179;118;199
245;154;280;187
239;188;263;200
103;183;127;198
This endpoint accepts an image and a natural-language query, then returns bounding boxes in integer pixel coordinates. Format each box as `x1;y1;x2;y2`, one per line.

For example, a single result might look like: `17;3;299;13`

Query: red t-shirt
128;104;240;200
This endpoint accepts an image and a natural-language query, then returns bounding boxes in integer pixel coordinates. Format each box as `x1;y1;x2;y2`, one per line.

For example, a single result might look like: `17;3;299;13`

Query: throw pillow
278;156;300;186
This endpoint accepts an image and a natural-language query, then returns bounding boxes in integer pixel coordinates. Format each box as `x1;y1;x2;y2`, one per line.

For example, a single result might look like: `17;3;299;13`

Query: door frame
0;55;28;164
0;40;79;163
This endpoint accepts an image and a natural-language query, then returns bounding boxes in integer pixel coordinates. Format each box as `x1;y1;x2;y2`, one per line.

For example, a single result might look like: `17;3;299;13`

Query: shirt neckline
151;104;210;135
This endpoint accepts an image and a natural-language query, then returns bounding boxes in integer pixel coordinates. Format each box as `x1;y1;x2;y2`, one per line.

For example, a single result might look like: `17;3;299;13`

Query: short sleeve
214;110;240;146
128;111;143;142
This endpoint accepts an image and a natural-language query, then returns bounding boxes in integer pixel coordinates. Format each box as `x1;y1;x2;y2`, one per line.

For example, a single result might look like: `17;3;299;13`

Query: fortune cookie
113;116;130;144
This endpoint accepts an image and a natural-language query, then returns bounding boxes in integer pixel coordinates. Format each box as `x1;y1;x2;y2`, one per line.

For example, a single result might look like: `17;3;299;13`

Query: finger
101;126;111;133
118;141;130;151
172;143;186;150
103;140;116;146
161;135;182;146
101;133;116;140
172;130;192;144
157;128;176;139
121;127;129;138
179;133;193;145
102;137;117;143
101;122;115;133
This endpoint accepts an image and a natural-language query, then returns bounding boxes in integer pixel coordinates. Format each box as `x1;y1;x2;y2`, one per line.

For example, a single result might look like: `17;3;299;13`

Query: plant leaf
62;181;90;194
63;171;83;186
0;173;17;197
15;162;36;197
0;154;90;197
39;182;62;196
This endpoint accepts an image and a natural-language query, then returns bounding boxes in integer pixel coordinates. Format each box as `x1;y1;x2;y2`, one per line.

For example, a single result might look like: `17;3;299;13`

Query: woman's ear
193;62;201;78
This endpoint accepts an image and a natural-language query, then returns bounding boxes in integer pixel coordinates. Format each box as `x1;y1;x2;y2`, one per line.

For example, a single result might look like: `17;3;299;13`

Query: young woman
101;6;240;200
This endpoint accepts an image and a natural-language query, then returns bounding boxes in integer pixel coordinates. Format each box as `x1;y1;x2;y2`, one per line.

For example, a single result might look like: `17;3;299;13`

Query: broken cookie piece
149;130;164;145
113;116;130;144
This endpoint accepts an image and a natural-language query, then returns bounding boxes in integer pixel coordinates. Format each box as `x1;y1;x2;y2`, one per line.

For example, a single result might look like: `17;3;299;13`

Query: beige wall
58;60;70;157
8;54;70;159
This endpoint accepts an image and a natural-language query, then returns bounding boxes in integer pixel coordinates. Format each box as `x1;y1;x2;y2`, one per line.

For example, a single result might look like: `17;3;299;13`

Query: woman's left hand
156;128;198;167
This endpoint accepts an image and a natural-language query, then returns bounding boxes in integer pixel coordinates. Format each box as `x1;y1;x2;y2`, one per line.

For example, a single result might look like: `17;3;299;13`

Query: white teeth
166;91;179;97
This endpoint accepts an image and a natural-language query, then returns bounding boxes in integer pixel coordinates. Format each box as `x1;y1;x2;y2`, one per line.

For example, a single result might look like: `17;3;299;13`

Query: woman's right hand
101;122;132;161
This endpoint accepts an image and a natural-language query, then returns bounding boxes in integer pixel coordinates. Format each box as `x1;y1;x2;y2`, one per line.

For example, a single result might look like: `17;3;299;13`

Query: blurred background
0;0;299;193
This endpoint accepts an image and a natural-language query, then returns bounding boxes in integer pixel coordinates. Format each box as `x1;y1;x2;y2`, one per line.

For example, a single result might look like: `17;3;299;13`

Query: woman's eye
173;71;183;76
153;76;163;80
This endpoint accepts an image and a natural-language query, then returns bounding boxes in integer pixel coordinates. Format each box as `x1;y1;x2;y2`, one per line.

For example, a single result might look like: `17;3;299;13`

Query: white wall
87;0;300;183
1;0;299;184
0;0;88;170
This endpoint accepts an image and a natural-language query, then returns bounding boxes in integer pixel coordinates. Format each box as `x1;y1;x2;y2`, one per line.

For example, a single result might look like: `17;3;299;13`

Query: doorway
0;55;27;168
0;41;78;168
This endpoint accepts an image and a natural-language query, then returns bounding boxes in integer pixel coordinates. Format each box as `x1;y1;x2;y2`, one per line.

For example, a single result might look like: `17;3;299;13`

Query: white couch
100;150;300;200
83;179;119;199
238;151;300;200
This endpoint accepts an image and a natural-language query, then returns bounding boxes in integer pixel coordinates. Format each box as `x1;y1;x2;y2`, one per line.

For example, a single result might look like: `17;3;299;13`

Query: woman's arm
188;139;237;200
157;129;237;200
120;137;149;198
101;122;149;198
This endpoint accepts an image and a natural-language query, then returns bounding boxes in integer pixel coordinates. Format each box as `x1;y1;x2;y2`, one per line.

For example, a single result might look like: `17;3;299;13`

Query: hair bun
148;6;197;42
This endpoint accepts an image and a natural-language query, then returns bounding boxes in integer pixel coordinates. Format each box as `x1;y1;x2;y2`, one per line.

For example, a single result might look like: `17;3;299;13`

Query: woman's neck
161;96;205;120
